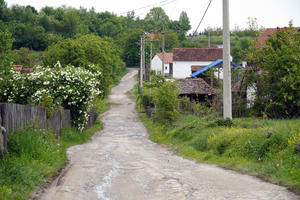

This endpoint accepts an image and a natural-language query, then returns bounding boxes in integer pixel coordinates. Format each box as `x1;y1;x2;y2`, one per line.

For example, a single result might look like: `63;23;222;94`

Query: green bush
207;118;233;128
38;93;55;118
137;93;153;108
152;81;180;124
43;34;125;97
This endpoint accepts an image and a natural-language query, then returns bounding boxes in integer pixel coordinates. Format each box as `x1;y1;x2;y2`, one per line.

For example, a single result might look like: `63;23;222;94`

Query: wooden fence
0;103;71;154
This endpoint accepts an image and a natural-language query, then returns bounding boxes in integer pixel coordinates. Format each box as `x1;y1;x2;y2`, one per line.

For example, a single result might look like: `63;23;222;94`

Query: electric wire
118;0;171;15
190;0;212;40
134;0;178;17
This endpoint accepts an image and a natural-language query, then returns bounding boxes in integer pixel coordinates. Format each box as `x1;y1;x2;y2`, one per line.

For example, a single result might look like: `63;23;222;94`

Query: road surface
39;68;299;200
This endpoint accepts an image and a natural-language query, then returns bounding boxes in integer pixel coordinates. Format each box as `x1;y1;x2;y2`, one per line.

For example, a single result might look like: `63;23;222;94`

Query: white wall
173;61;214;79
151;55;169;75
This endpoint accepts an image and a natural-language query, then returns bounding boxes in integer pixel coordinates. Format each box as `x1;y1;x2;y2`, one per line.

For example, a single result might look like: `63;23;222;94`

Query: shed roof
156;52;173;64
173;48;222;62
177;78;216;95
191;65;206;72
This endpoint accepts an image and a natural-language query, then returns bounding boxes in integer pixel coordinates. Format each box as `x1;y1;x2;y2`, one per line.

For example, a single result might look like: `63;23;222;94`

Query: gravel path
39;69;299;200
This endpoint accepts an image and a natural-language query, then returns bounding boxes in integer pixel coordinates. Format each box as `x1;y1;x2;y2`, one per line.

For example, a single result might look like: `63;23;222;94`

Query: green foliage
119;29;144;67
180;97;215;117
13;47;35;67
0;185;12;200
43;34;125;97
145;7;169;32
0;29;14;74
0;127;65;200
152;81;180;124
245;26;300;118
38;93;55;118
0;117;104;200
210;118;233;127
12;23;48;50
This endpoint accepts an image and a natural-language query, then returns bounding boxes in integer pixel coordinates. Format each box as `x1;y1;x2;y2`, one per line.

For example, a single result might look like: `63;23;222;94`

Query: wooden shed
177;78;216;102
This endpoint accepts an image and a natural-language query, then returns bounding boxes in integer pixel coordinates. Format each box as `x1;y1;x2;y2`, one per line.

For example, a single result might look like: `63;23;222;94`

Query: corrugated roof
157;52;173;64
177;78;216;95
173;48;222;61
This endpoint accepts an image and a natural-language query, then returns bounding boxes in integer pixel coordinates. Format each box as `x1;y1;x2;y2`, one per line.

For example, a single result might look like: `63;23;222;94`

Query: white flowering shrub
0;62;101;131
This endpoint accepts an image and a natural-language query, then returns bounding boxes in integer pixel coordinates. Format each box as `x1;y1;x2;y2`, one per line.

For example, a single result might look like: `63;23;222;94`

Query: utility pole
149;31;153;95
142;34;145;82
162;18;165;76
139;35;143;94
223;0;232;119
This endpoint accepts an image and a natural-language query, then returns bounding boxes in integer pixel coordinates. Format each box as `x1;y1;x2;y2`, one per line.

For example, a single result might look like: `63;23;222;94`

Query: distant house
172;48;223;79
257;27;300;47
150;52;173;76
177;78;216;102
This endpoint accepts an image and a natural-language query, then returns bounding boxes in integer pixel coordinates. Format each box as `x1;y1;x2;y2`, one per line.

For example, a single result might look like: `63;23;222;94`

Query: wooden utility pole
149;32;153;94
162;18;165;76
142;34;145;81
223;0;232;119
139;35;143;94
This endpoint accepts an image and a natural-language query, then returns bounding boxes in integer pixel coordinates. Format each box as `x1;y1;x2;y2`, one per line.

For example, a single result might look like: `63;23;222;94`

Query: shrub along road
38;68;299;200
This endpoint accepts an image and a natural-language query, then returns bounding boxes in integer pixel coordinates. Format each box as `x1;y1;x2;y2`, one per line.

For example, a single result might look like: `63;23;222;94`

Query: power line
118;0;170;15
190;0;213;40
134;0;178;17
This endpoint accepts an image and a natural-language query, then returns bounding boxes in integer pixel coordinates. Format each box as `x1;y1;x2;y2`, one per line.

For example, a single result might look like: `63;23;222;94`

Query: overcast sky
5;0;300;32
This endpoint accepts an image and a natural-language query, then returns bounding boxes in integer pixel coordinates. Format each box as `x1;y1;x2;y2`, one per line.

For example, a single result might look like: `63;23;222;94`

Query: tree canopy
245;27;300;118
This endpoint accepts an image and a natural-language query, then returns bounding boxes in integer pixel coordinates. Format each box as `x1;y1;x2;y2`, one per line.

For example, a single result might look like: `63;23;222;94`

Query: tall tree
0;30;14;74
145;7;169;32
179;11;191;33
61;9;80;37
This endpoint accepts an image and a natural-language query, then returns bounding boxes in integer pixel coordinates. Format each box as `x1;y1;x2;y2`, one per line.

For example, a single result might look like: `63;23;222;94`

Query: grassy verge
0;120;104;200
137;107;300;193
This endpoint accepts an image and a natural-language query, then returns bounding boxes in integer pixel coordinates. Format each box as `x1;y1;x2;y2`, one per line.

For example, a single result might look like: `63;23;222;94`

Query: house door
169;63;173;77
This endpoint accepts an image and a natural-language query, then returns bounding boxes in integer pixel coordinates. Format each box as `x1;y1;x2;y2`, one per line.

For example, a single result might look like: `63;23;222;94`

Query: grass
137;108;300;193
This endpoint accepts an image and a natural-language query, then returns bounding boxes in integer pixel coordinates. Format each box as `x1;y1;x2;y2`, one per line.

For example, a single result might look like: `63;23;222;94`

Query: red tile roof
157;52;173;64
146;33;155;39
13;65;33;74
14;65;23;71
257;27;300;46
173;48;222;62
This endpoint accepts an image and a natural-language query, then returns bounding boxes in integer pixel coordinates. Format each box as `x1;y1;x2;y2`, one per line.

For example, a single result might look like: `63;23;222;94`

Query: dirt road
39;69;299;200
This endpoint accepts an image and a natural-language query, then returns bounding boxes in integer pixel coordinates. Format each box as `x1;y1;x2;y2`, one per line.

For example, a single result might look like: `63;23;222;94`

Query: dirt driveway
39;68;299;200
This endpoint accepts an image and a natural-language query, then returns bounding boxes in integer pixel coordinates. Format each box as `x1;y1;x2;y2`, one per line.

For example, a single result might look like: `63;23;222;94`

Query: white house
172;48;223;79
151;53;173;76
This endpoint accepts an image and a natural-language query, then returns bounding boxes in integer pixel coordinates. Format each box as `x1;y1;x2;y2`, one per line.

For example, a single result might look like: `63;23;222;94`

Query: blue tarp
190;59;241;78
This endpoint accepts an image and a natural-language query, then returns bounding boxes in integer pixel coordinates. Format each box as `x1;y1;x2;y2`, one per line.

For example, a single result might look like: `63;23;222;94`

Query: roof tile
173;48;222;61
157;52;173;63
